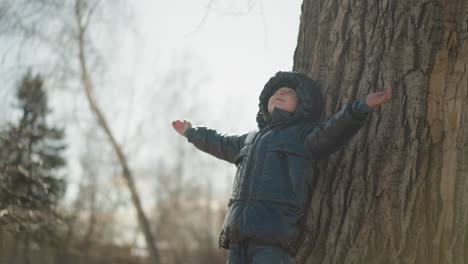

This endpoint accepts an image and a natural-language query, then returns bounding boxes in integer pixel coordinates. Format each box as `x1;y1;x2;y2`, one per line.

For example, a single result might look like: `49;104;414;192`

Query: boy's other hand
364;87;392;108
172;120;192;136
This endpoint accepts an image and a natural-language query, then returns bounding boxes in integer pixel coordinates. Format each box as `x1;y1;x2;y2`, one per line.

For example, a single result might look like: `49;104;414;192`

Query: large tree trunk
293;0;468;263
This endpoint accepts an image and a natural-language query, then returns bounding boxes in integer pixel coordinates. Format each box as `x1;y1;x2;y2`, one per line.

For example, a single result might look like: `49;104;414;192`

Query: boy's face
267;87;298;114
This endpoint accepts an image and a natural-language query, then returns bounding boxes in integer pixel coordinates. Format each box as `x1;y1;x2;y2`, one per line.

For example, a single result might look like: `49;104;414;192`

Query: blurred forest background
0;0;302;263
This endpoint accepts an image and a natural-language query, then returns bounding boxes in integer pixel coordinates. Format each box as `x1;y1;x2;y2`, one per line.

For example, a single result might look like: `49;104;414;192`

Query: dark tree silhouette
0;72;66;262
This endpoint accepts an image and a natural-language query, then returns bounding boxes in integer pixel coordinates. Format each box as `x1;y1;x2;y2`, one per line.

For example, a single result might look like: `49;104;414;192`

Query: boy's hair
256;71;323;129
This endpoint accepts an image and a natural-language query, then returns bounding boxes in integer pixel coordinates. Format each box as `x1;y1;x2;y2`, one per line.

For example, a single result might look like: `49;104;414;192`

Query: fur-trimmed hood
256;71;323;129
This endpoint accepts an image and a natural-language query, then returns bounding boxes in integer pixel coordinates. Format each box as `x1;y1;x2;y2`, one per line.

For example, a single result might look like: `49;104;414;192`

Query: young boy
172;71;391;263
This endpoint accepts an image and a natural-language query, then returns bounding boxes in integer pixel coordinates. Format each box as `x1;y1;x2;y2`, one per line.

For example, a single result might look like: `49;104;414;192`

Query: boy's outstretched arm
172;120;248;164
304;88;391;159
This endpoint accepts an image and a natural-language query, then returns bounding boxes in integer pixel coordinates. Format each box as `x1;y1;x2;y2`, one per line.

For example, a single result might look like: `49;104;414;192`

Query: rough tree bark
293;0;468;263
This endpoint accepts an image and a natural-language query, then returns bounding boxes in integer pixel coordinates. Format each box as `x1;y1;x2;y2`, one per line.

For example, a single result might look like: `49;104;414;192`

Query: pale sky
0;0;304;206
127;0;304;247
0;0;304;247
135;0;303;131
132;0;303;193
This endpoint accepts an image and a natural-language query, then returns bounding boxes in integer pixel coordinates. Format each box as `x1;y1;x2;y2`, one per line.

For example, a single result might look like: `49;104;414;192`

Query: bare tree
43;120;148;264
293;0;468;263
73;1;161;262
144;53;228;264
1;0;161;262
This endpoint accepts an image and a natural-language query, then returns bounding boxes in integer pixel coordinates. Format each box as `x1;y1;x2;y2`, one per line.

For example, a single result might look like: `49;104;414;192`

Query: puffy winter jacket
184;71;371;256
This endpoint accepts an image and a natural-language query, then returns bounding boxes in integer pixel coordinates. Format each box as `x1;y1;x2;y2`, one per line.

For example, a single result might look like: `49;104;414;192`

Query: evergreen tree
0;71;66;236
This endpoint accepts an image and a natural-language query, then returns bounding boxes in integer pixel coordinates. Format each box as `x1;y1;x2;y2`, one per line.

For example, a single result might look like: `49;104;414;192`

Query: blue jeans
227;242;292;264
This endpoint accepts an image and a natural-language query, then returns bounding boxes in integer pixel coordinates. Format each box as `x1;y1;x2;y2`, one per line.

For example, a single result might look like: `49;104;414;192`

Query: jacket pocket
234;145;250;166
270;145;306;204
269;144;304;157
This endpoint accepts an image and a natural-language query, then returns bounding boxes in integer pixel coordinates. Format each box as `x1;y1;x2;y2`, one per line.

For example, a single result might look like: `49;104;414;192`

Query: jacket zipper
243;126;272;198
238;125;272;230
240;130;261;199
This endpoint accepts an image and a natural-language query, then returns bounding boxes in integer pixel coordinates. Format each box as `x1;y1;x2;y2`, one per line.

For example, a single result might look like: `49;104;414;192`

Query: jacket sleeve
184;126;248;164
304;96;372;159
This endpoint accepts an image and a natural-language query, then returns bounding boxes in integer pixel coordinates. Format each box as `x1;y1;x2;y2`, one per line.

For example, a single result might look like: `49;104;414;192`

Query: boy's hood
256;71;323;129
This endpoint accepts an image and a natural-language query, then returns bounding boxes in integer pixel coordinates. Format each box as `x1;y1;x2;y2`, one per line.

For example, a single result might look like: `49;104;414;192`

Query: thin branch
258;0;268;50
82;0;102;31
185;0;257;38
184;0;215;38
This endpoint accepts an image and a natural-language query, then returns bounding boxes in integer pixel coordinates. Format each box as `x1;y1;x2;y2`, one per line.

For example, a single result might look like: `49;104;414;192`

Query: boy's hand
364;87;392;108
172;120;192;136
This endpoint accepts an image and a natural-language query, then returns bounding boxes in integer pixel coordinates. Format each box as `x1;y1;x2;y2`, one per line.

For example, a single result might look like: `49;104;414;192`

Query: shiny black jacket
184;71;370;256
